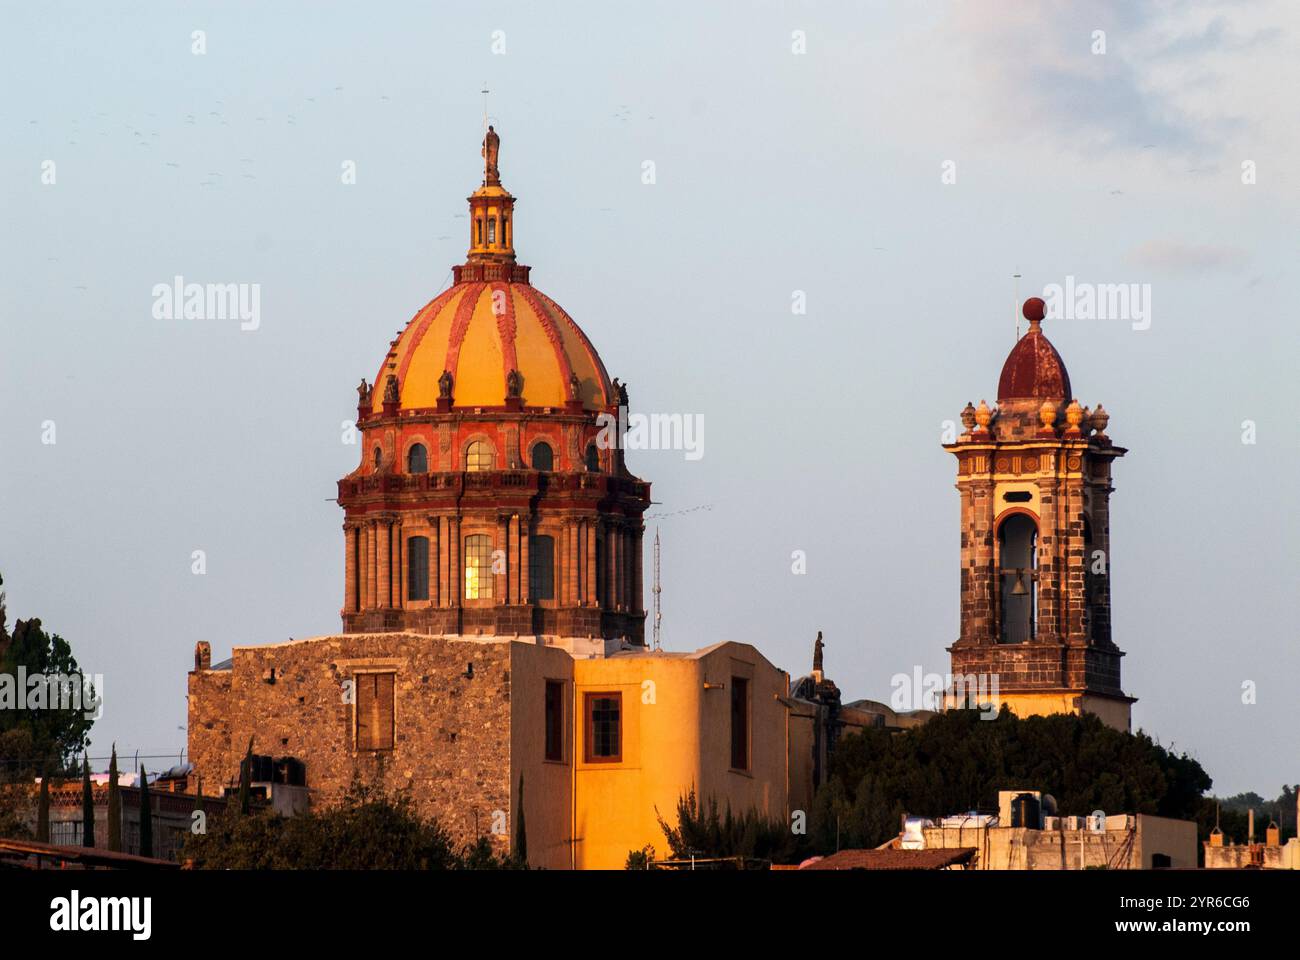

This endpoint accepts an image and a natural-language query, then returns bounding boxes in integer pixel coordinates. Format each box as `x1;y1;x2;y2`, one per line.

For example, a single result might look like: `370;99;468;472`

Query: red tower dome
997;297;1072;403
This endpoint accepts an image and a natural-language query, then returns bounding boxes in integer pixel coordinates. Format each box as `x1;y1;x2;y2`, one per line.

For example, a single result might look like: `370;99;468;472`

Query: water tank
1011;792;1042;829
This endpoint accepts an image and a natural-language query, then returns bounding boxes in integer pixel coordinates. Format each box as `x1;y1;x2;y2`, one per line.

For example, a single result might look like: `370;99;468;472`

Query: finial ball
1023;297;1046;323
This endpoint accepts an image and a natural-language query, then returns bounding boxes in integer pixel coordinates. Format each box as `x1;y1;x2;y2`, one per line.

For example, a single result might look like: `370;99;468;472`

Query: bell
1011;569;1029;596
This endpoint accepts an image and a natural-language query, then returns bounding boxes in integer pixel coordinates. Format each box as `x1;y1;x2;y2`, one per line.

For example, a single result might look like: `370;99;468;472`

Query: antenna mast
652;527;662;650
1013;270;1022;340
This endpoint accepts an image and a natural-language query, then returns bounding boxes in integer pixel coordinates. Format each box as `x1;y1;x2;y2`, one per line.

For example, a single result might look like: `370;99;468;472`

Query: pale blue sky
2;1;1296;795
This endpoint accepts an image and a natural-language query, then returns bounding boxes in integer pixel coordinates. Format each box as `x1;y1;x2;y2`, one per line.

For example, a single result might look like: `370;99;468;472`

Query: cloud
1126;239;1248;272
937;0;1288;160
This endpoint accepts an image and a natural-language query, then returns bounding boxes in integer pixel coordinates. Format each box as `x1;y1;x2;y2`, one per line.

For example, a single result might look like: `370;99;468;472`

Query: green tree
106;745;121;852
80;755;94;848
36;772;49;842
138;765;153;858
183;777;487;870
0;576;95;784
514;773;527;866
648;789;807;867
236;739;253;816
824;708;1212;849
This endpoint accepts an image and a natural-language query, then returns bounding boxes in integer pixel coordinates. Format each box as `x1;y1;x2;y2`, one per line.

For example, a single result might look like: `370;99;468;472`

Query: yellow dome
372;280;612;413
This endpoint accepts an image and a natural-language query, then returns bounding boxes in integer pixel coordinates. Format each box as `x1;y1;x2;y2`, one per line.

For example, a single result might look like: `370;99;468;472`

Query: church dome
370;280;612;413
997;297;1072;402
368;125;611;415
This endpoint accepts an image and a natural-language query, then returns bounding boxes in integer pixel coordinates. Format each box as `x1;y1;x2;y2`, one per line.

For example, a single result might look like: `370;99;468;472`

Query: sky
1;1;1296;796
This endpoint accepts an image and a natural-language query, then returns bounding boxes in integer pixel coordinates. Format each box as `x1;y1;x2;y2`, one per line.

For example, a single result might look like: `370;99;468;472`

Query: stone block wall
187;632;516;852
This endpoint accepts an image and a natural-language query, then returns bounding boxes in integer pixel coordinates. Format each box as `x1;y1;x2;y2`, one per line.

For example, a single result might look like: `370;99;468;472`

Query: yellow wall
570;642;791;870
509;643;575;869
950;690;1131;732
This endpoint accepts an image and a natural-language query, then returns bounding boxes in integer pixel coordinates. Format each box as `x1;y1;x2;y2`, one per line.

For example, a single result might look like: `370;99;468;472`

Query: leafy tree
648;789;808;867
823;708;1212;849
0;574;95;784
183;777;512;870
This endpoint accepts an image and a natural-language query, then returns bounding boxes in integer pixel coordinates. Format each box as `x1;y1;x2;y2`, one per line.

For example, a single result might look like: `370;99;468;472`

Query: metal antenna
480;83;490;183
1013;270;1022;340
652;527;662;650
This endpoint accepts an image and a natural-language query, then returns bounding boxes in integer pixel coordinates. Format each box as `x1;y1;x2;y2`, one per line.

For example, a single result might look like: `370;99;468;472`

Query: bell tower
943;297;1134;731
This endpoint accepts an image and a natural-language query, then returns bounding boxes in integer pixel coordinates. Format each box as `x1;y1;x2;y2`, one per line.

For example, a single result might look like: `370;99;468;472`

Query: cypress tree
80;754;95;848
237;739;253;816
107;745;122;852
138;765;153;859
515;773;527;866
36;772;50;843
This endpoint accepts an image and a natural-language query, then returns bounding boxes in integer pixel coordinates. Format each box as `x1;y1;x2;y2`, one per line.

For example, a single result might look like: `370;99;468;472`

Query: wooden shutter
355;673;395;751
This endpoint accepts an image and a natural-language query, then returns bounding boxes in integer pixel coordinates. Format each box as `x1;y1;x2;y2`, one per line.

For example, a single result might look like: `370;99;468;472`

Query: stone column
451;517;462;607
378;520;392;609
520;516;530;603
605;520;616;611
496;515;509;603
366;520;377;608
344;524;359;613
511;514;522;603
585;519;597;606
632;526;643;614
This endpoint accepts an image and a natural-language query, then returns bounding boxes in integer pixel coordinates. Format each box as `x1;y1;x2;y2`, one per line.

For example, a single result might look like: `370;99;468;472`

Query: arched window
487;218;496;244
373;446;382;469
466;440;494;472
407;536;429;601
464;534;494;600
585;443;601;472
530;535;555;600
406;443;428;474
998;514;1038;643
531;441;554;472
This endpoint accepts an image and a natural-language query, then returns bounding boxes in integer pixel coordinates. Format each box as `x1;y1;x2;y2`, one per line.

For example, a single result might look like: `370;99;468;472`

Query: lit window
407;443;428;474
730;677;750;771
544;680;564;762
466;440;494;472
585;444;600;472
531;441;554;472
464;534;494;600
530;535;555;600
407;536;429;601
355;673;394;751
584;692;621;763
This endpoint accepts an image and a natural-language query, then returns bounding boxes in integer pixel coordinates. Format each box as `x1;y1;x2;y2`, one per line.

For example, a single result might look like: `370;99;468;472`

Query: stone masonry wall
187;632;514;852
